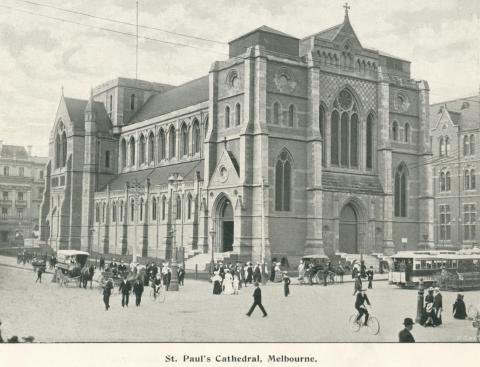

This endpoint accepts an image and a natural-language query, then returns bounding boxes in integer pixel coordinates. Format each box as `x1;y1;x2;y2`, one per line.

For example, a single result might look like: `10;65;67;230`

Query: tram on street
389;249;480;290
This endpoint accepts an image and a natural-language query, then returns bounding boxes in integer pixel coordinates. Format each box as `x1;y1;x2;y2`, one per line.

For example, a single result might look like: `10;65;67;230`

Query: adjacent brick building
40;11;434;265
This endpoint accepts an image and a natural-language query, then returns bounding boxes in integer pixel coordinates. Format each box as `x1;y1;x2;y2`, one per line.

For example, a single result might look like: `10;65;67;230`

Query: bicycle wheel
157;291;166;303
366;316;380;335
468;305;479;320
349;314;361;332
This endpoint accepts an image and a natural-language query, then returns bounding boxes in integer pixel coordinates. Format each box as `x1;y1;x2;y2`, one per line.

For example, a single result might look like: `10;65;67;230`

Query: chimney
27;145;32;157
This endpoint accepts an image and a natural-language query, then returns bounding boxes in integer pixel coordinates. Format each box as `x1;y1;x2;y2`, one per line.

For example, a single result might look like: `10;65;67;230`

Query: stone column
377;75;395;254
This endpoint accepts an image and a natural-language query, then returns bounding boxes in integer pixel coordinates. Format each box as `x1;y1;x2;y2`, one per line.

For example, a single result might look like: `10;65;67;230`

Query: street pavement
0;262;479;342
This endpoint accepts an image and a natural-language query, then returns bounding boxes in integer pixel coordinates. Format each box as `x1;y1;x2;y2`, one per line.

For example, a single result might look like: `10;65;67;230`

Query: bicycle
348;309;380;335
150;284;166;303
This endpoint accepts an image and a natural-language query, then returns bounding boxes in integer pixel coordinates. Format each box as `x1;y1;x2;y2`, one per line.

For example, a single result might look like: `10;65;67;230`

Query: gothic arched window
55;134;61;168
366;113;374;169
394;164;408;217
158;129;165;160
162;196;166;221
112;202;117;223
192;119;200;154
102;203;106;223
181;123;188;157
187;194;192;220
404;123;410;143
148;132;155;164
129;136;136;166
139;134;146;165
130;94;135;110
169;126;176;158
225;106;230;128
445;137;450;156
61;132;67;167
439;137;445;156
288;105;295;127
275;150;292;211
120;139;127;170
470;134;475;155
95;203;100;223
273;102;280;125
392;121;399;141
446;171;451;191
235;103;241;126
204;117;209;139
465;170;471;190
176;195;182;220
130;199;135;222
319;105;326;167
152;197;157;221
119;200;124;222
464;135;470;156
330;89;359;168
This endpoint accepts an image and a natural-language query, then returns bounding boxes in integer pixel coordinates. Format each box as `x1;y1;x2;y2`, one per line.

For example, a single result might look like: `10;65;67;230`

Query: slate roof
229;25;298;43
322;171;384;195
102;160;204;191
430;95;479;130
311;23;343;41
0;145;29;159
129;76;209;124
63;97;112;132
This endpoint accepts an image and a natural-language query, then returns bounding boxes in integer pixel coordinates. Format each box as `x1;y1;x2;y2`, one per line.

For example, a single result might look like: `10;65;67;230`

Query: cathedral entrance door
221;199;234;252
339;204;358;253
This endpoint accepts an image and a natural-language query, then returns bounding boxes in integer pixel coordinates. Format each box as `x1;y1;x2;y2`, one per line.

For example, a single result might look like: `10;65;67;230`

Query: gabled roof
312;23;343;41
303;14;362;49
0;145;29;159
64;97;88;125
229;25;298;43
430;95;479;131
129;76;209;124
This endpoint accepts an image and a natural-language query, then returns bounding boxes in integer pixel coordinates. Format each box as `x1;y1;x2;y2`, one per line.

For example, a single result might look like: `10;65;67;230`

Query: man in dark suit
133;279;144;306
118;275;132;307
366;266;374;289
246;282;267;317
399;318;415;342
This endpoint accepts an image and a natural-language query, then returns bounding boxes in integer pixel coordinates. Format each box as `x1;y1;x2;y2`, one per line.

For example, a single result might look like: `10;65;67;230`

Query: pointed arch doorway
339;203;358;253
213;195;234;253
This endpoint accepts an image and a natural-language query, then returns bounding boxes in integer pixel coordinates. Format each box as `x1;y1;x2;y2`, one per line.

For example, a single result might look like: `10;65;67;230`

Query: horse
80;264;95;289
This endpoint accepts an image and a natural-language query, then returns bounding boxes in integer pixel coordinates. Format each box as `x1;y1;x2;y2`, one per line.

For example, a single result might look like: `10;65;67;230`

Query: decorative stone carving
218;165;229;183
274;67;297;93
225;69;241;91
394;92;410;112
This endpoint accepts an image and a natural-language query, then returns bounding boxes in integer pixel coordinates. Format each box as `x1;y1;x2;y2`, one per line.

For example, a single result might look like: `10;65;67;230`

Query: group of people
421;287;443;327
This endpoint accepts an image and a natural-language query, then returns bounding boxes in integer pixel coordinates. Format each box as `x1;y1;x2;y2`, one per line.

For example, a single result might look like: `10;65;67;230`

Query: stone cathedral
39;10;434;267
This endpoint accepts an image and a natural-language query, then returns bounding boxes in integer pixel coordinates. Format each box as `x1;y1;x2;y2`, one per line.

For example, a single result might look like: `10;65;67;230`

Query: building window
139;198;144;222
404;123;410;143
464;204;476;241
319;105;326;167
465;168;476;190
330;90;359;168
288;105;295;127
3;192;8;200
204;117;209;139
394;163;408;217
17;192;23;201
162;196;166;221
440;170;451;192
439;137;445;156
464;135;470;156
109;95;113;113
102;203;106;223
275;149;292;211
470;134;475;155
366;113;374;169
158;129;166;160
181;123;189;157
148;132;155;164
120;201;124;222
152;197;157;221
130;199;135;222
105;151;110;168
95;204;100;223
225;106;230;128
17;208;23;219
176;195;182;220
112;202;117;223
235;103;241;126
4;167;9;176
129;136;136;167
139;134;146;165
130;94;135;110
1;207;7;219
120;139;127;170
392;121;399;141
187;194;192;220
273;102;280;124
19;167;24;177
39;170;44;180
445;137;450;156
169;126;176;158
38;188;43;199
192;120;200;154
439;204;451;241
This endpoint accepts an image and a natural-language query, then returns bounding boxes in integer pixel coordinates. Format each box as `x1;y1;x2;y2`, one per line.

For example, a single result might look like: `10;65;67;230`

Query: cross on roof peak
343;2;350;17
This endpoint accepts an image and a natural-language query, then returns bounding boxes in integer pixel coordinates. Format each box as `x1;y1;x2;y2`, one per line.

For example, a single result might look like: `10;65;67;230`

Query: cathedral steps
184;251;233;271
335;252;382;272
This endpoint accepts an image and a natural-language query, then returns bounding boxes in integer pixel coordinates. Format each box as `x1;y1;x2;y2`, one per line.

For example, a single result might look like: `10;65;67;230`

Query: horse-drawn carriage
54;250;90;287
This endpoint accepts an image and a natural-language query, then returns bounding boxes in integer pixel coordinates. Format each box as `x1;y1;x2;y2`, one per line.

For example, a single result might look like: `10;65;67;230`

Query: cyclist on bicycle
355;289;371;325
152;273;162;299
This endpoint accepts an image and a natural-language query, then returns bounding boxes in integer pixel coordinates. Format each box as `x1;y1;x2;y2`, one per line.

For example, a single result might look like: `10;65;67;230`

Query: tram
388;249;480;290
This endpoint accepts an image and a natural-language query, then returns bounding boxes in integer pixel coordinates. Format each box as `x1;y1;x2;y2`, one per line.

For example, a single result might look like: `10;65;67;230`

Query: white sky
0;0;478;157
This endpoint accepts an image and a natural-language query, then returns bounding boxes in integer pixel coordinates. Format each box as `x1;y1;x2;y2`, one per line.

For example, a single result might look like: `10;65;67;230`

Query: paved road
0;263;479;342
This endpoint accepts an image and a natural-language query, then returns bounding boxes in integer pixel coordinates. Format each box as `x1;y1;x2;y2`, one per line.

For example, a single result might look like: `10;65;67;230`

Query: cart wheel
349;314;361;332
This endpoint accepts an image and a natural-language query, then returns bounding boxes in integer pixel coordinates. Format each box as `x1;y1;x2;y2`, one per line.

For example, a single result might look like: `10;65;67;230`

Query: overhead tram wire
0;4;229;56
12;0;226;45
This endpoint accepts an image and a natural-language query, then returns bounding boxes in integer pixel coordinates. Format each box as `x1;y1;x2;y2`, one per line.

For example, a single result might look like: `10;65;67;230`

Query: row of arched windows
120;118;205;170
271;102;296;127
54;127;67;169
95;194;195;224
224;103;242;128
315;50;377;72
440;170;451;192
439;168;476;192
392;121;411;143
463;134;475;156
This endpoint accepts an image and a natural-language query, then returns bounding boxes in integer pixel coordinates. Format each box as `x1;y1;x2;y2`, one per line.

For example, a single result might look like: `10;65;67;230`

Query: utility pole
135;0;139;80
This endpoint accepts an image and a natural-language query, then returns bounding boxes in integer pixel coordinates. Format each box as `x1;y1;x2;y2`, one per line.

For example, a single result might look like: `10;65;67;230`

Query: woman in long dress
274;262;283;282
223;270;234;295
211;271;222;295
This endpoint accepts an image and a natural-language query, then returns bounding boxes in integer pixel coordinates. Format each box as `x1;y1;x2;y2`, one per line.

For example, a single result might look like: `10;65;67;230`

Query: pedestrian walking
211;271;222;295
119;275;132;307
233;274;240;295
337;264;344;283
35;267;43;283
453;294;467;319
353;274;362;296
178;266;185;286
398;318;415;342
133;279;144;307
165;268;171;291
102;279;113;311
270;262;276;282
99;257;105;271
246;282;267;317
253;264;262;283
366;266;374;289
283;271;290;297
434;287;443;326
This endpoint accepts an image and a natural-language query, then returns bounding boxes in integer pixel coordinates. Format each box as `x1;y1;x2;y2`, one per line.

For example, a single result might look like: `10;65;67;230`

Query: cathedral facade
40;12;434;266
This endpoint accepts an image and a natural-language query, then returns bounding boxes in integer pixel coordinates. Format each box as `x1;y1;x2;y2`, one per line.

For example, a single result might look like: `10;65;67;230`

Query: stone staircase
336;252;382;272
184;250;233;271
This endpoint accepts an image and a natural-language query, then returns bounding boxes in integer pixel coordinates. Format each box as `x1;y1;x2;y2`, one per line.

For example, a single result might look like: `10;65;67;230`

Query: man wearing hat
354;289;371;326
246;282;267;317
399;318;415;342
282;271;291;297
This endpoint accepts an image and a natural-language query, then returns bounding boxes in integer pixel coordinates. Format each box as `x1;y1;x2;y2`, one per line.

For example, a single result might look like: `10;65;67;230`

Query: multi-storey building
0;141;47;246
430;92;480;249
40;10;434;266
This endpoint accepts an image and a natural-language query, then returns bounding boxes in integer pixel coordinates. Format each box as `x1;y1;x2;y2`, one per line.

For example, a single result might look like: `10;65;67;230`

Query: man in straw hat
399;318;415;342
